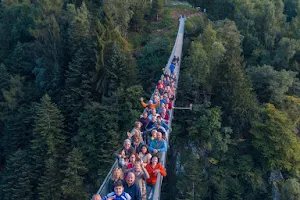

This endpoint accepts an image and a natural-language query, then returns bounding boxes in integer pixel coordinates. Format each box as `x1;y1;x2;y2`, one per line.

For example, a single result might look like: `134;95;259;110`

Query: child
102;180;131;200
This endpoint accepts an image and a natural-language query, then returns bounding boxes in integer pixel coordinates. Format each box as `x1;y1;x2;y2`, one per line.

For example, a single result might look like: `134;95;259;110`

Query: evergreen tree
63;48;92;138
7;42;35;76
213;19;258;136
86;0;103;20
104;0;134;37
65;2;90;55
0;149;32;200
215;180;228;200
0;0;35;63
116;85;144;132
61;148;88;200
2;75;25;110
130;0;150;32
1;104;35;159
75;101;120;187
38;158;63;200
151;0;164;21
232;0;284;65
95;42;136;97
30;94;66;197
137;36;169;93
31;0;64;96
0;64;10;102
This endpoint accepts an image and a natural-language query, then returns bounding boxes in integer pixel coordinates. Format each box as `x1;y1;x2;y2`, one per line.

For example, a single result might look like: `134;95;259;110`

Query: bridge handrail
150;16;185;200
94;16;186;199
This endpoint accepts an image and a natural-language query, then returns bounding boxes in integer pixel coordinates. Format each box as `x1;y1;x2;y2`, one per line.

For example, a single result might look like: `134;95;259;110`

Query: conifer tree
30;94;66;197
2;75;25;110
61;148;88;200
2;104;35;159
215;181;228;200
151;0;164;21
8;42;35;76
63;48;92;137
0;149;32;200
130;0;150;32
0;64;10;102
38;158;63;200
75;101;119;186
32;0;64;95
95;42;136;97
213;19;258;136
65;2;90;55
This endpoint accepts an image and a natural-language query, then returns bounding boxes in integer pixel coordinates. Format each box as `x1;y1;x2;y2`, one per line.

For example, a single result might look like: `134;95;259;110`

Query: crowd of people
92;56;179;200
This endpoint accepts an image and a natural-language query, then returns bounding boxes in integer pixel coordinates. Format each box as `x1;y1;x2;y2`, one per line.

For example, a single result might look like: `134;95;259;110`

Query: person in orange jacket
140;98;160;110
145;155;166;199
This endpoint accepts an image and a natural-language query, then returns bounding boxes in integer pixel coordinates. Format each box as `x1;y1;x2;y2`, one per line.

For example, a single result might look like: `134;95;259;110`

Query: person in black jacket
138;112;150;132
123;172;142;200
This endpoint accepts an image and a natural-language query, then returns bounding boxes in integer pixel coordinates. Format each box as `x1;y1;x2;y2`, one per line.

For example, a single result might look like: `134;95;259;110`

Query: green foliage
273;37;300;72
182;24;225;103
104;0;140;37
30;94;66;197
65;2;90;55
1;104;35;159
281;178;300;200
186;106;231;157
251;103;300;171
7;42;36;75
184;16;205;37
232;0;284;65
117;85;144;131
247;65;297;104
0;0;35;62
284;0;300;22
38;158;63;200
62;48;92;137
95;42;136;97
130;0;150;32
75;101;120;186
31;0;64;94
61;148;88;200
0;64;10;102
137;36;169;93
151;0;164;21
0;149;32;200
2;75;25;110
212;19;258;135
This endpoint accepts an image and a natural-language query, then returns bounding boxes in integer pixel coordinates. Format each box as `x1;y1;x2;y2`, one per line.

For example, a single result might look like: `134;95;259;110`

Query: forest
0;0;300;199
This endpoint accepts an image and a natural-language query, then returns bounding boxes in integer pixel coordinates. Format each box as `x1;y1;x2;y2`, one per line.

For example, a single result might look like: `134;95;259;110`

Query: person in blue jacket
102;180;131;200
169;63;175;75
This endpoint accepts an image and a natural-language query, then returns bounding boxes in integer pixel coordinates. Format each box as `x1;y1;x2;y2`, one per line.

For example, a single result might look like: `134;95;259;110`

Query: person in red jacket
145;155;167;199
156;80;165;95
